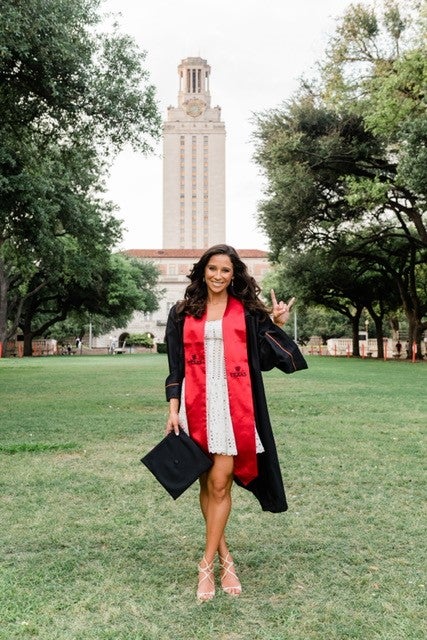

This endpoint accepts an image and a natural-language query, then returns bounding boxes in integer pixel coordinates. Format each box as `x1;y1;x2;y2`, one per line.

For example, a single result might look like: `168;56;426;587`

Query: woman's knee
207;477;231;503
207;457;234;502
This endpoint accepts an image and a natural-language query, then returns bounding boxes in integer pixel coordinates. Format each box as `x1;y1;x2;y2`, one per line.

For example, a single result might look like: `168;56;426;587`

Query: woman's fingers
272;289;295;312
270;289;278;308
166;413;181;436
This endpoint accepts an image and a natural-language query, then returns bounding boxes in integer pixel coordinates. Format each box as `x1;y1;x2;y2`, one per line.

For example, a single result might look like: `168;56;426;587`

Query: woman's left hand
271;289;295;326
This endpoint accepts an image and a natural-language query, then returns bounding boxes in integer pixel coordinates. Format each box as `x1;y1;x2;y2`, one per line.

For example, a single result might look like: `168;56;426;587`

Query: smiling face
204;254;234;298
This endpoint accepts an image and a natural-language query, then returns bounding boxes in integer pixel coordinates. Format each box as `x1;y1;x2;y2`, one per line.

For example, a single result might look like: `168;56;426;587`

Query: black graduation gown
164;303;308;513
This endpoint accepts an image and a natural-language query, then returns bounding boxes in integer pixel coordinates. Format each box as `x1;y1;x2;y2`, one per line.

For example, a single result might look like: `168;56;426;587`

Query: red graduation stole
183;296;258;485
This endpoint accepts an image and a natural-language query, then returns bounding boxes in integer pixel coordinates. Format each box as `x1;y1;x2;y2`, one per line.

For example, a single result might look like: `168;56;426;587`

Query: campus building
94;57;268;350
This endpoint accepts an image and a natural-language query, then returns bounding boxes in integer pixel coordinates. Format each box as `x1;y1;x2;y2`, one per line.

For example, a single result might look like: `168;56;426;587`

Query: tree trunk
21;309;35;357
23;331;34;357
0;256;40;353
19;304;69;357
0;260;9;355
405;312;425;360
415;323;426;360
375;322;385;359
351;310;362;357
367;304;386;359
395;246;425;360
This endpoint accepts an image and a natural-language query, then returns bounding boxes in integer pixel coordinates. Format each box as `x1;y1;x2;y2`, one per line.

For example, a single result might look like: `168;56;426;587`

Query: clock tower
162;57;226;249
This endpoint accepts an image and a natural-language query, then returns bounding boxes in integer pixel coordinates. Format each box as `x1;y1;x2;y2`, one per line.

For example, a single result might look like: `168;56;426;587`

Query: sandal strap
197;556;215;600
198;559;214;583
219;553;237;576
219;553;242;594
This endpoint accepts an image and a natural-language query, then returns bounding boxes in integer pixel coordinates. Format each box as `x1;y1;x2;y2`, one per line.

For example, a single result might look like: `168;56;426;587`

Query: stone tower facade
162;57;226;249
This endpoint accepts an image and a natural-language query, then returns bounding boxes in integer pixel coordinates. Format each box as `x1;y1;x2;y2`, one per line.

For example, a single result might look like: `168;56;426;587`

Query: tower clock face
185;99;205;117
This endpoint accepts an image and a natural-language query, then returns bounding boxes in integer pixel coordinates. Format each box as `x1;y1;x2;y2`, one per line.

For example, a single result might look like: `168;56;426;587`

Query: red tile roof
123;248;268;259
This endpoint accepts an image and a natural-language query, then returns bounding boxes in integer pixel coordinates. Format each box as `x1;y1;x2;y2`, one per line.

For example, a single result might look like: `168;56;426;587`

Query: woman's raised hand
270;289;295;327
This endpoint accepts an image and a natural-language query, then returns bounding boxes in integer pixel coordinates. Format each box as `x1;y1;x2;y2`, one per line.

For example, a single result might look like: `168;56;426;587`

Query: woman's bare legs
199;465;228;557
197;455;241;597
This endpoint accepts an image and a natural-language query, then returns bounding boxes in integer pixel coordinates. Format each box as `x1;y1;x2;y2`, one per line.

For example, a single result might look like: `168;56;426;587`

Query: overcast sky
101;0;359;251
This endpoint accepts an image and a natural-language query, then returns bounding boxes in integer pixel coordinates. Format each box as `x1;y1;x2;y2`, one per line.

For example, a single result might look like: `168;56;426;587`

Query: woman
165;244;307;601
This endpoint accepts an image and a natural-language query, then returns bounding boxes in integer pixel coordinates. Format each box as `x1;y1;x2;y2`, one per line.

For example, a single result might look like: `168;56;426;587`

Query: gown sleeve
257;314;308;374
164;305;185;401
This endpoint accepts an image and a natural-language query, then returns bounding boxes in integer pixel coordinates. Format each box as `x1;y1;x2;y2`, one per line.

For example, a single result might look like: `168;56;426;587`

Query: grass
0;354;425;640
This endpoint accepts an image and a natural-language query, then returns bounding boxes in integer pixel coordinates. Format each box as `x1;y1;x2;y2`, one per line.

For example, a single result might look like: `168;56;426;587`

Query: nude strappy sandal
197;556;215;602
219;552;242;596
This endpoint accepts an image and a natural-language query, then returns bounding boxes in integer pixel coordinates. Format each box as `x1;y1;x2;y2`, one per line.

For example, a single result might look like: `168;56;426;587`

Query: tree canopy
254;0;426;355
19;252;162;354
0;0;162;353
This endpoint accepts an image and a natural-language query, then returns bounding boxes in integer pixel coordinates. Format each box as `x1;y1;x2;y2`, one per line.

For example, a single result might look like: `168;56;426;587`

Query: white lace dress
179;319;264;455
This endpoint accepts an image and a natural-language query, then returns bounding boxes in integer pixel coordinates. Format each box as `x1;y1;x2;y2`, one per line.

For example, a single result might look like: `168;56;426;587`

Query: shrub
127;333;154;348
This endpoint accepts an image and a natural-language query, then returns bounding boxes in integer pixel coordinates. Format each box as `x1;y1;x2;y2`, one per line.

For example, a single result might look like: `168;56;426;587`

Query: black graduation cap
141;429;213;500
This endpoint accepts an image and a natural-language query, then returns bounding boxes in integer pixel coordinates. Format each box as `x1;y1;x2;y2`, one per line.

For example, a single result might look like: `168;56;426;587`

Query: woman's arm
164;306;184;399
256;312;308;374
164;307;184;435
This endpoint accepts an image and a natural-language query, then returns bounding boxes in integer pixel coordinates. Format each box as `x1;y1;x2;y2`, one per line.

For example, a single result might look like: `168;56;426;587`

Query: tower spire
178;57;211;110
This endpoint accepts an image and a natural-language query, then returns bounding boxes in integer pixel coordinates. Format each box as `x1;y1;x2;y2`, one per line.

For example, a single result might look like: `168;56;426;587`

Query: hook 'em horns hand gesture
270;289;295;327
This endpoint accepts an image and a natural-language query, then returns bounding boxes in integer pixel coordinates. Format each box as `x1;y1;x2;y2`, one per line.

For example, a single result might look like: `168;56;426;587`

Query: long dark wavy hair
176;244;269;318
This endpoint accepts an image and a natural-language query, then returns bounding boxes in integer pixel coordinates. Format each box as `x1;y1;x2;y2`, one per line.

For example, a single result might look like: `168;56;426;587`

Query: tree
19;254;162;356
253;1;426;356
263;247;400;357
321;0;427;352
321;0;427;237
0;0;161;353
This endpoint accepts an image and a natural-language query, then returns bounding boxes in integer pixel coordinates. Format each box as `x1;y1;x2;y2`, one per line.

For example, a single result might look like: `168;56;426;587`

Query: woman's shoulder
244;304;270;323
169;301;186;321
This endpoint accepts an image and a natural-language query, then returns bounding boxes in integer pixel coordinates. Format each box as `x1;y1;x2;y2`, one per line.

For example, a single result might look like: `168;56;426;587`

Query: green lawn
0;354;425;640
